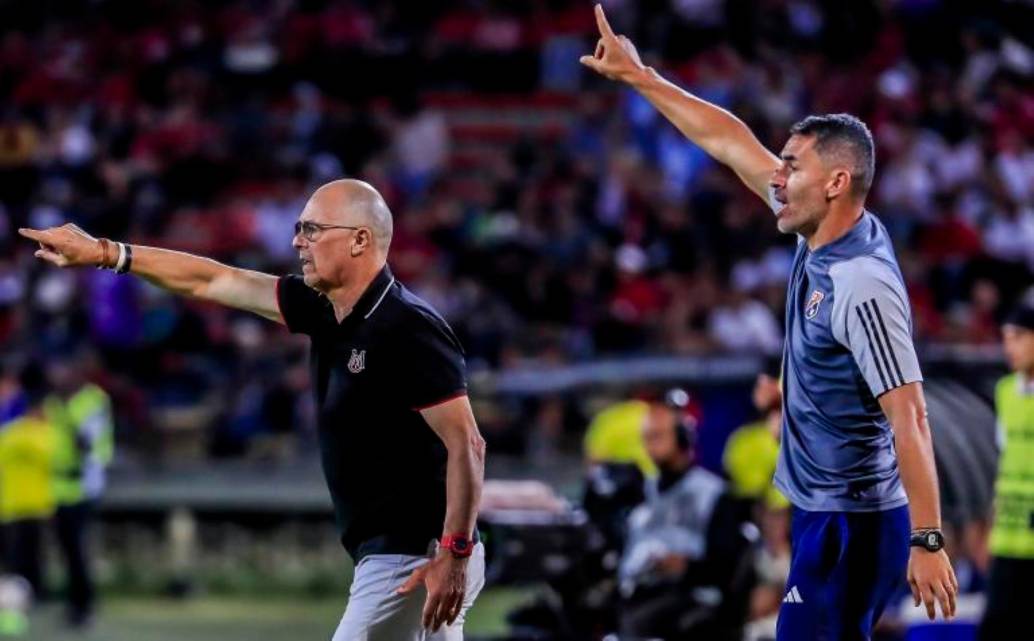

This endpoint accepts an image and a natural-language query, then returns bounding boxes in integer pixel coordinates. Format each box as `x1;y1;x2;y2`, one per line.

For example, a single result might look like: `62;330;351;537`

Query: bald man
20;179;487;640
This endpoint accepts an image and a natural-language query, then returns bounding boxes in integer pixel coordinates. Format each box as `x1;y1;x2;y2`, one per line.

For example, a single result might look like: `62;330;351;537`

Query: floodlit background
0;0;1031;639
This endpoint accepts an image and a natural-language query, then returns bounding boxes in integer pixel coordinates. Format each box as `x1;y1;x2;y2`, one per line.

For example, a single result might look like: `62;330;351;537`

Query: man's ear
826;168;852;201
350;228;370;257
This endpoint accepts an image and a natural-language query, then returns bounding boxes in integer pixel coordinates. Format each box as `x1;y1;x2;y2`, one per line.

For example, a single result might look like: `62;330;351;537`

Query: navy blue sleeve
276;275;325;335
398;311;468;411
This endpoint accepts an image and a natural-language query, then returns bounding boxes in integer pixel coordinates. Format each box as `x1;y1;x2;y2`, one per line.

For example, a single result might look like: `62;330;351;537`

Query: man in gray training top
581;5;957;639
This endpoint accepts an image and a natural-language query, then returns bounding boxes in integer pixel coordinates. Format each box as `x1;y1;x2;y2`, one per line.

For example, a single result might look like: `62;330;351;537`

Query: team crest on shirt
347;349;366;373
805;290;825;319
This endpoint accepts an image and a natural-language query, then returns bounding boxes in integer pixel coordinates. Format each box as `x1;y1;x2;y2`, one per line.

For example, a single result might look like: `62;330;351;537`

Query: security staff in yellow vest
43;357;113;628
979;301;1034;641
724;373;788;511
584;398;655;478
0;364;57;600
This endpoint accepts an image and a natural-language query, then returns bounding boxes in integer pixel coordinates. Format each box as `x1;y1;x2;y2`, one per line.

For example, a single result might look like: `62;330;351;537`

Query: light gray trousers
331;542;485;641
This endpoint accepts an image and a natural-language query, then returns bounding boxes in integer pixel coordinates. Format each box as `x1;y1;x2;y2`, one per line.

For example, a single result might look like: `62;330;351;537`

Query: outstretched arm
580;4;780;201
20;223;283;324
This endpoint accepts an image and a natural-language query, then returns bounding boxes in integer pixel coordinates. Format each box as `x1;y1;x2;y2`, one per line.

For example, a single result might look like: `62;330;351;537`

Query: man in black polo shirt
20;179;487;640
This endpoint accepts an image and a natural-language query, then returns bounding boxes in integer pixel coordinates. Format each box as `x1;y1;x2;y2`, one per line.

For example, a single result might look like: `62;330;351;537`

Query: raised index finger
18;227;47;242
594;4;616;39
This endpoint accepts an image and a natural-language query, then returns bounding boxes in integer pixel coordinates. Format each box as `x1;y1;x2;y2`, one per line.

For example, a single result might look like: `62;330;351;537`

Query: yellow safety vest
583;400;656;477
723;420;789;510
989;373;1034;559
44;384;114;505
0;415;57;522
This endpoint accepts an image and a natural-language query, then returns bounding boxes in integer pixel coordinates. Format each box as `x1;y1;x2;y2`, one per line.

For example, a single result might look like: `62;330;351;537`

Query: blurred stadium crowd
0;0;1031;460
0;1;1031;639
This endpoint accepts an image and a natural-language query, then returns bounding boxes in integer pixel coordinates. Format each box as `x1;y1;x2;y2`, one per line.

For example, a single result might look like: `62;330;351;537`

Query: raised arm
19;223;283;324
580;4;779;201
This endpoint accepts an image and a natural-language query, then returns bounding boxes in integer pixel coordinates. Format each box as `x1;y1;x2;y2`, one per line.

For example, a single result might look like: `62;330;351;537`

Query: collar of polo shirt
351;265;396;321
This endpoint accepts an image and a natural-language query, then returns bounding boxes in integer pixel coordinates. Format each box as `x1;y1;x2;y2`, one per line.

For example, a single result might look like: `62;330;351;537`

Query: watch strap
440;533;473;558
910;528;945;551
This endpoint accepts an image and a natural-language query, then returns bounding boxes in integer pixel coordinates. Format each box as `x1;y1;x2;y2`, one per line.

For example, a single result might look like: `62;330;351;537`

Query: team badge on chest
348;349;366;373
805;290;825;319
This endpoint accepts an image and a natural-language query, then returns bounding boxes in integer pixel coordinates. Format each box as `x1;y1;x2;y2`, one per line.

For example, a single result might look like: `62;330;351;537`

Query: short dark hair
790;113;875;198
1004;301;1034;331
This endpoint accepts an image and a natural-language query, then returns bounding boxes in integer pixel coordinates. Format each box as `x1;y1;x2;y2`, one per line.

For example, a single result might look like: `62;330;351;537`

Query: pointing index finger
594;4;616;39
18;227;46;242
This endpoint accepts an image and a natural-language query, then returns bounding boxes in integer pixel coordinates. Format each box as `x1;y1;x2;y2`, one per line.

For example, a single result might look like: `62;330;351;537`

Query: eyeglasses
293;220;361;242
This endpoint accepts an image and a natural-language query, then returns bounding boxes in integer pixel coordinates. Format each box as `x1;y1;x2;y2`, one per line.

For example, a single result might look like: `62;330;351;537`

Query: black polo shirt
276;265;468;562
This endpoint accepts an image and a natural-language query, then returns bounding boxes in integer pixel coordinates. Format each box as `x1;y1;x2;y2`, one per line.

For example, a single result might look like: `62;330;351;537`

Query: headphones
675;420;693;451
663;388;696;452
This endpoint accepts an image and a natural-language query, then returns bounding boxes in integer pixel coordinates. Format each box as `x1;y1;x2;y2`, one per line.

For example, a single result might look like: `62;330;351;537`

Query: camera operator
617;389;758;641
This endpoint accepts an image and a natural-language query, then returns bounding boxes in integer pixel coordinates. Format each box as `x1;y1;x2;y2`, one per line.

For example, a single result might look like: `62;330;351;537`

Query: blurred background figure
0;363;57;604
724;372;791;632
0;575;32;637
0;0;1029;638
43;350;113;627
724;372;785;508
0;367;25;425
979;297;1034;640
583;394;654;479
617;388;757;641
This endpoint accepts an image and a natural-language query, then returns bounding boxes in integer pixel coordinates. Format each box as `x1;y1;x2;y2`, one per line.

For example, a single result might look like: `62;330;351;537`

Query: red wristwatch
440;533;473;558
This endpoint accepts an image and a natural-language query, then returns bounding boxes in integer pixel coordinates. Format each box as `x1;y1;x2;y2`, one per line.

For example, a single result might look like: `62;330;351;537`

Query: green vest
989;373;1034;559
44;384;113;505
723;420;788;509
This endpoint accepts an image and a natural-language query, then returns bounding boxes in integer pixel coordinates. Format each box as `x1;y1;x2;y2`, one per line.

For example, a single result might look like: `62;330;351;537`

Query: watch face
447;537;471;554
911;530;944;551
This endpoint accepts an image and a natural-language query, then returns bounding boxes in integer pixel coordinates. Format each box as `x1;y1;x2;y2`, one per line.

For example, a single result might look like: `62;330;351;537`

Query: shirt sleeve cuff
412;389;468;412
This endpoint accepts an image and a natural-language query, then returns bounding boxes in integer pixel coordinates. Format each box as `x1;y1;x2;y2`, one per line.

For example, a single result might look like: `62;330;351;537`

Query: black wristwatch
910;528;945;552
